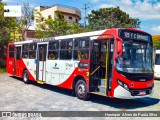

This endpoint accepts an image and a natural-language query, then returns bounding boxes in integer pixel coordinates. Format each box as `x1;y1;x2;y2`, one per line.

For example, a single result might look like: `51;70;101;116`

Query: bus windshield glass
116;41;153;73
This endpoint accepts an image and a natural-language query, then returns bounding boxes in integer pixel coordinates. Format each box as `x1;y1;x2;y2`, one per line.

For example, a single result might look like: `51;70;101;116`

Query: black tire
23;70;30;84
75;80;89;100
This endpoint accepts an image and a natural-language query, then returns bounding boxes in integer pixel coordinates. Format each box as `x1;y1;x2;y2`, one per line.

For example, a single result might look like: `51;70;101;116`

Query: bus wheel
23;70;30;84
75;80;89;100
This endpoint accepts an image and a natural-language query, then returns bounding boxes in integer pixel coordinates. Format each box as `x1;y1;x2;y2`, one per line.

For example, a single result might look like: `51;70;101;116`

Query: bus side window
73;39;79;60
73;37;89;60
22;44;29;58
60;39;73;60
29;43;37;59
48;41;59;60
9;45;14;58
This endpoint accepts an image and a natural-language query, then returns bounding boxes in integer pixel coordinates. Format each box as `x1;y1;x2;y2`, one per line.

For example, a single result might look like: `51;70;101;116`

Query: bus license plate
138;91;146;95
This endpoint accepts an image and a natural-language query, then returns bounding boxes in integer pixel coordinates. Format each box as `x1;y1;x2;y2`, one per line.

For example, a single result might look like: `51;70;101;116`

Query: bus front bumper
114;85;154;99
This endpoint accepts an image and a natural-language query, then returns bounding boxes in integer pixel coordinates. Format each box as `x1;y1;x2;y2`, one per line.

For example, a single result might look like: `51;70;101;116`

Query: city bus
154;49;160;79
6;28;154;100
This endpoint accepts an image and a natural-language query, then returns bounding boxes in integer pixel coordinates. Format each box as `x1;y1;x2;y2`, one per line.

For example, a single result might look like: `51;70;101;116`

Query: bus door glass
89;38;114;95
37;44;47;81
15;46;22;76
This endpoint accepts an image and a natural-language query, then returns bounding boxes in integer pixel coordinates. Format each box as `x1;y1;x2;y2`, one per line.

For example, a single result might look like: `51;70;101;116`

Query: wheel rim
77;84;85;96
23;72;28;82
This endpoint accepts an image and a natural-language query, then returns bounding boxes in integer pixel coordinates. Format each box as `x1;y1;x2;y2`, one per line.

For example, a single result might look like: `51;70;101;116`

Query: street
0;73;160;119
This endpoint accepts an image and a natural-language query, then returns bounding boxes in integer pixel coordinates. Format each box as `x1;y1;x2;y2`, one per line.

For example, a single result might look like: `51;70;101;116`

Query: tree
153;36;160;49
0;3;18;70
16;3;34;40
87;7;141;31
67;22;82;34
0;3;18;45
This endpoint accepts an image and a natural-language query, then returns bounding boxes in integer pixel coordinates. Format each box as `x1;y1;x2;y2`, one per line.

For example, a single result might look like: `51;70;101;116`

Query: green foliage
67;22;82;34
87;7;141;30
0;3;18;69
153;37;160;49
0;3;18;45
0;68;6;73
0;44;7;70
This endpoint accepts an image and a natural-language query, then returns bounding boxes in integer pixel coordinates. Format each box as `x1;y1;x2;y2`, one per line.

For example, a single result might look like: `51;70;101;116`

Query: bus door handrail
90;66;100;75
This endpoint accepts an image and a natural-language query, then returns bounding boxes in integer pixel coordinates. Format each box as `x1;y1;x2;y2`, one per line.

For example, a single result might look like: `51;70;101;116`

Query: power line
82;2;89;29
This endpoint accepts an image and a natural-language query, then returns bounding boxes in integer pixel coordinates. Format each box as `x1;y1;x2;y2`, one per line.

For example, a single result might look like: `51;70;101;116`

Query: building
24;4;81;40
34;4;81;27
24;26;36;40
152;35;160;39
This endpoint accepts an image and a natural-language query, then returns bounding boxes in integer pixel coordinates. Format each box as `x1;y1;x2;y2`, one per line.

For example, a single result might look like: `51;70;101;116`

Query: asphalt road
0;73;160;120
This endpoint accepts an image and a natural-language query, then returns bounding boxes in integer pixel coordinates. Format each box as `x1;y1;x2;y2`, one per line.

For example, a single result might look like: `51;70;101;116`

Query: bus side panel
15;60;20;76
7;57;15;75
26;59;37;81
57;68;89;90
154;65;160;79
19;58;36;81
19;58;24;78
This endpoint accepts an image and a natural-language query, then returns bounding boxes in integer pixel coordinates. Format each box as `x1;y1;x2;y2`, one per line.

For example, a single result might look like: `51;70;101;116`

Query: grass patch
0;68;6;73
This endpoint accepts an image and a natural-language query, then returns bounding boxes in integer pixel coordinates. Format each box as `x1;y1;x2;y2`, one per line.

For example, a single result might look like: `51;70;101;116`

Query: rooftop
38;4;81;13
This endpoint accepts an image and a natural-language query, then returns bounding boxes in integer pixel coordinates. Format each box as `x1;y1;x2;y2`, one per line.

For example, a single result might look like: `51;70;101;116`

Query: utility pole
82;2;89;29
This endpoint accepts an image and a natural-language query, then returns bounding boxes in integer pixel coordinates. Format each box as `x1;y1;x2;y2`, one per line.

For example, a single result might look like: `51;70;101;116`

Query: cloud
99;4;115;8
91;0;100;3
152;26;160;32
94;0;160;20
126;0;160;20
121;0;133;5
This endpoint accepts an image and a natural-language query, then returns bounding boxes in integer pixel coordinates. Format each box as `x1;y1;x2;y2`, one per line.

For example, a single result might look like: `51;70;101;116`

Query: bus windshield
116;41;153;73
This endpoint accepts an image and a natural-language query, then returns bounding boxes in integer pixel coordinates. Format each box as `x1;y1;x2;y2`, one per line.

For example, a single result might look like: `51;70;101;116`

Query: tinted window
16;47;21;60
48;41;59;60
60;39;73;60
39;45;47;61
22;44;29;58
29;43;37;59
9;46;14;58
73;37;90;60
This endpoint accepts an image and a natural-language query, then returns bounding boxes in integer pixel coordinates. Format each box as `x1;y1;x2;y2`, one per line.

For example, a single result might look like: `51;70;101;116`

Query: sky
3;0;160;35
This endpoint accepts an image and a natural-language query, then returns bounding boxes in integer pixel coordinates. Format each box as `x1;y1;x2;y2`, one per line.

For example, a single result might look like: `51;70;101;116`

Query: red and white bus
6;28;154;100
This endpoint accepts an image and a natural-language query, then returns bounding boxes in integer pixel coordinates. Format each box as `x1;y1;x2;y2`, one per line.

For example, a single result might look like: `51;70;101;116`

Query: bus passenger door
15;46;22;76
37;44;47;82
7;44;15;75
89;39;114;96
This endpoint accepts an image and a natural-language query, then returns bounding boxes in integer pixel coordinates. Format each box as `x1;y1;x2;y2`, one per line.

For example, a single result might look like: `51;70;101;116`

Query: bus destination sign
119;30;150;41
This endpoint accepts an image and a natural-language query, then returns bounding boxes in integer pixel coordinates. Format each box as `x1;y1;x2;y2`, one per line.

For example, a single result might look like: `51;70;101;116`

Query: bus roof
13;28;150;45
14;29;107;45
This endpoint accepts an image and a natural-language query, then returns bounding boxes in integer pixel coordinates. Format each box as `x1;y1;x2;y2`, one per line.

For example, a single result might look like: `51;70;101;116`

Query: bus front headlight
117;79;129;91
